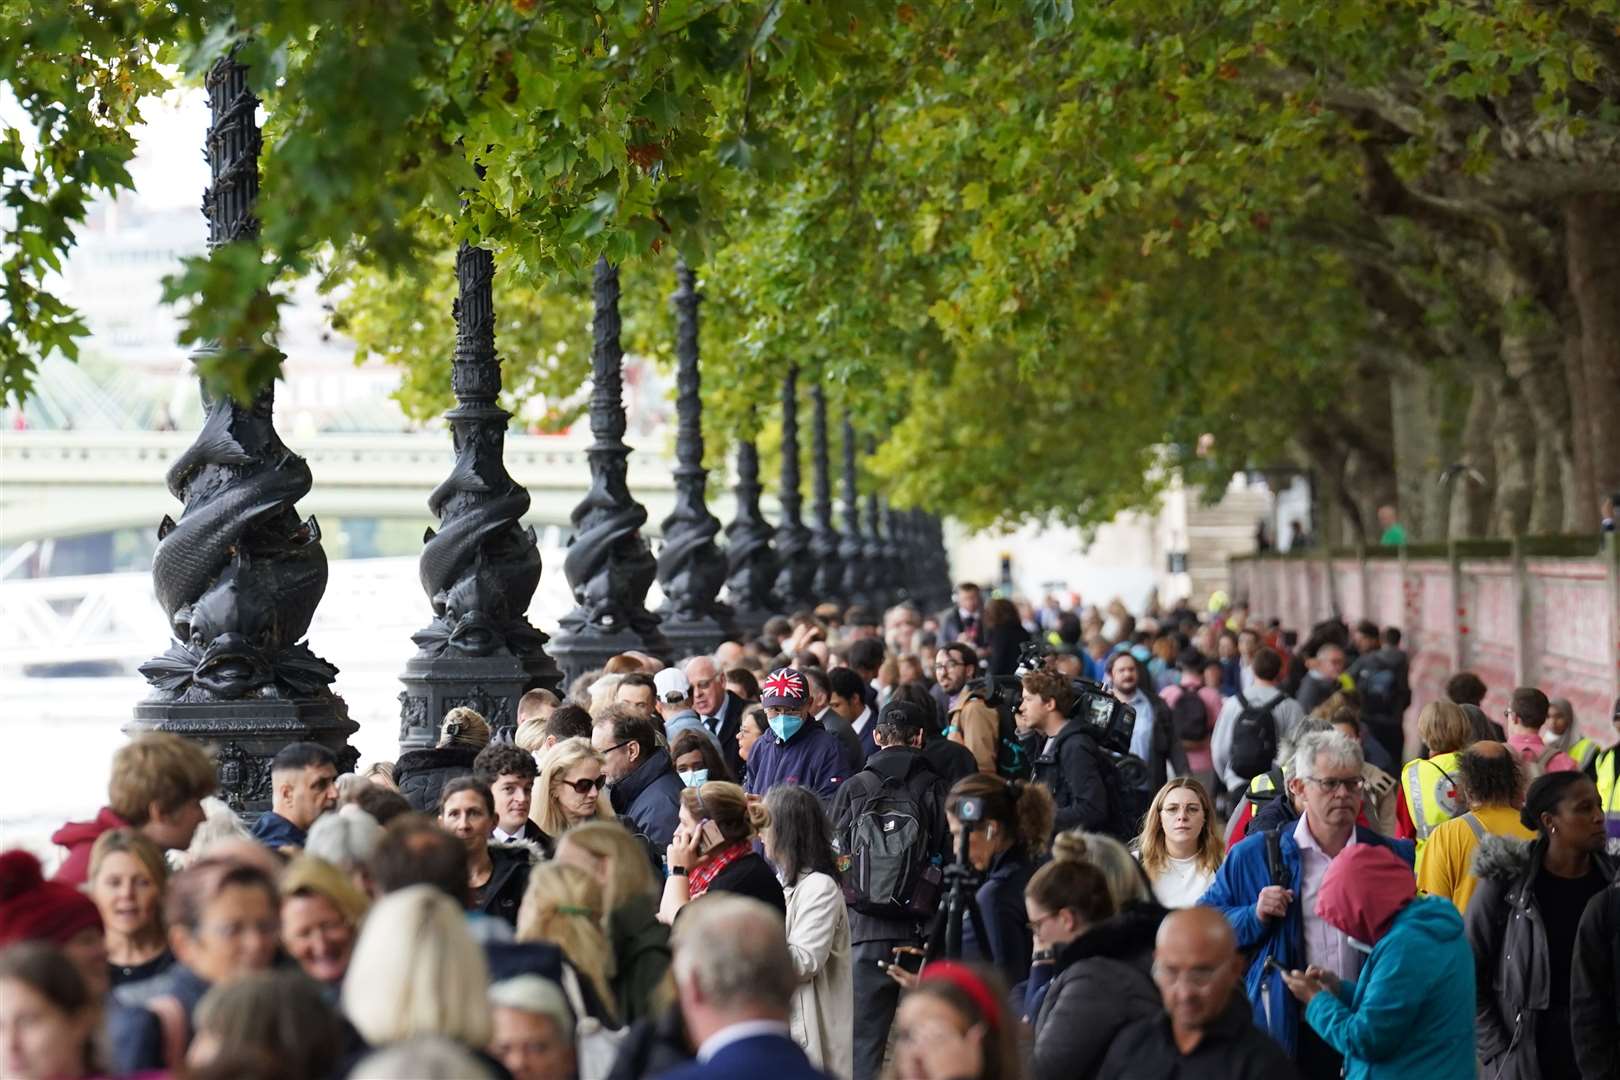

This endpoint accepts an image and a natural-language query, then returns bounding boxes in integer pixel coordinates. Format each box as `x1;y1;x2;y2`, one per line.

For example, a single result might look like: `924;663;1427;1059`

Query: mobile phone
1261;957;1286;978
889;948;925;975
695;819;725;851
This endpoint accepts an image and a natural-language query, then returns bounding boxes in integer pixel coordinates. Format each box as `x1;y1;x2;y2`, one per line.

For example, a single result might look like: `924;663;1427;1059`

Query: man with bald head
1100;907;1298;1078
1415;741;1532;913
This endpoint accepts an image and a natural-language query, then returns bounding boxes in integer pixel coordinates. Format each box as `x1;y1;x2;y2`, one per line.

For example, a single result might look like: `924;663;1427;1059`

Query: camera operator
1024;668;1117;835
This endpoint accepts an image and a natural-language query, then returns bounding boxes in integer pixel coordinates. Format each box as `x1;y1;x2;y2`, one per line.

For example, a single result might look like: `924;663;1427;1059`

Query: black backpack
834;765;946;919
1104;748;1153;841
1356;660;1398;719
1169;687;1212;742
1229;691;1284;781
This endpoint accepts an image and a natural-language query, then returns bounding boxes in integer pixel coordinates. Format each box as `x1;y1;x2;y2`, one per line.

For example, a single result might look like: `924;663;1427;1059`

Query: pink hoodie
1315;843;1416;945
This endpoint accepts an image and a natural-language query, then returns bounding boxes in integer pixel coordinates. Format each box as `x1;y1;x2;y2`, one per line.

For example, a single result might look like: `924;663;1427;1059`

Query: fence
1230;536;1620;745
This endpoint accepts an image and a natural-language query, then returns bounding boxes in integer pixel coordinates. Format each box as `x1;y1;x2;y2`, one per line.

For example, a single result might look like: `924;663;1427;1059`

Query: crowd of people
3;587;1619;1079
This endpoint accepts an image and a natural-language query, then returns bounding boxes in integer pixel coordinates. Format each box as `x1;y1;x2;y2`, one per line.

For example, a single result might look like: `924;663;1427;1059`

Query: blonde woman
534;738;615;846
281;855;369;987
1132;778;1222;907
88;829;172;987
516;861;619;1026
395;706;491;813
555;821;671;1024
342;885;494;1056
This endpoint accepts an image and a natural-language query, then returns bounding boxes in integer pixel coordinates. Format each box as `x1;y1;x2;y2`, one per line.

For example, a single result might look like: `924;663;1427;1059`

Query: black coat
921;731;979;787
960;848;1036;987
395;744;482;813
475;839;543;928
1098;994;1301;1080
699;851;786;914
611;751;685;855
706;691;748;782
1033;723;1112;834
606;1004;692;1080
833;747;949;945
1032;903;1168;1080
1572;880;1620;1080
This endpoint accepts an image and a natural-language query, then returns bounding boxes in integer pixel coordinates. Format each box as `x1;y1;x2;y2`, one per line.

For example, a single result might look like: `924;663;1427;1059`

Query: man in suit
685;654;746;781
938;581;983;646
658;894;833;1080
828;666;879;763
802;666;865;774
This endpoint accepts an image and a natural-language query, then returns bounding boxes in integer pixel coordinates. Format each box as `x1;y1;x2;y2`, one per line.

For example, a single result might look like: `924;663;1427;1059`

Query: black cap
877;700;927;734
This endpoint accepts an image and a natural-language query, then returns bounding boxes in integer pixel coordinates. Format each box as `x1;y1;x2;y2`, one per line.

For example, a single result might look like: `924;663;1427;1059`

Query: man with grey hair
488;974;577;1080
1199;729;1414;1072
659;894;833;1080
685;654;746;779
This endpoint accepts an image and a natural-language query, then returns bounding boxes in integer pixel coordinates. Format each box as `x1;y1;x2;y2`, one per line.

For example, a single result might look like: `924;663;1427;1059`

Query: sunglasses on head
561;776;606;795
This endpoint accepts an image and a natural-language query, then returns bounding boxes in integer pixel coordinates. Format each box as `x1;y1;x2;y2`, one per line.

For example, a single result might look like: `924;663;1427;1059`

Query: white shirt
491;825;526;845
1150;855;1216;908
1294;813;1362;982
697;1019;794;1062
850;705;872;738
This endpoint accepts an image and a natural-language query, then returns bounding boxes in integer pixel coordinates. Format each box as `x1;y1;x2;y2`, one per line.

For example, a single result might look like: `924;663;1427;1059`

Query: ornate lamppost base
128;696;357;815
398;653;560;751
549;625;668;688
658;616;736;665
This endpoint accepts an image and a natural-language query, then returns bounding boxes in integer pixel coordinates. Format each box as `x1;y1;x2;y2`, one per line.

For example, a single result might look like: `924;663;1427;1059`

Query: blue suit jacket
1198;822;1414;1057
655;1033;832;1080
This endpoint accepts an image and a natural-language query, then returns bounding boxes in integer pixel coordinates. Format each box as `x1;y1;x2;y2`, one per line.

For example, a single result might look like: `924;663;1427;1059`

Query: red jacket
50;807;129;887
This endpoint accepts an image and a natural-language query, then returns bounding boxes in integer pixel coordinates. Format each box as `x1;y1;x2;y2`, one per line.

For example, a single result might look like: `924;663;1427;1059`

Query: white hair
671;894;795;1012
348;1037;496;1080
488;976;576;1046
588;674;624;718
1292;729;1363;781
185;796;253;861
342;885;492;1047
305;806;383;871
682;654;720;677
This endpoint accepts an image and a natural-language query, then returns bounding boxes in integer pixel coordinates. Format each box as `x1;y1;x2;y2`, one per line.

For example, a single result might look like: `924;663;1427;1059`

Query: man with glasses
684;654;747;781
938;643;999;775
1101;907;1297;1078
1199;730;1414;1075
592;705;684;855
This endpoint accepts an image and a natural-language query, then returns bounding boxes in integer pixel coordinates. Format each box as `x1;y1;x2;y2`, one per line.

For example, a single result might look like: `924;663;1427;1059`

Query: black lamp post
838;409;869;609
862;435;890;611
396;235;563;750
724;431;781;636
654;260;738;656
808;385;844;605
772;366;815;610
549;258;670;681
133;52;356;811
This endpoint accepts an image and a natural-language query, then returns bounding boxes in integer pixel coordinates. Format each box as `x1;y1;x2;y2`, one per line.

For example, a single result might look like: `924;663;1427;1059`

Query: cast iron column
549;258;670;680
808;385;845;605
926;513;953;611
882;499;908;606
862;436;891;611
724;430;781;635
654;260;738;655
133;52;357;811
838;409;870;609
396;238;563;750
772;366;815;610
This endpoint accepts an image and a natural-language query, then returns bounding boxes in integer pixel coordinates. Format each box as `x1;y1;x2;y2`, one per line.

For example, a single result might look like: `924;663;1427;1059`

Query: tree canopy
5;0;1618;539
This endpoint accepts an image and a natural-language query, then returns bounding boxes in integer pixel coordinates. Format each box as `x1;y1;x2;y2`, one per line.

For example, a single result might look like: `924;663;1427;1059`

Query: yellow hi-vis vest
1598;747;1620;857
1404;751;1465;855
1569;737;1599;772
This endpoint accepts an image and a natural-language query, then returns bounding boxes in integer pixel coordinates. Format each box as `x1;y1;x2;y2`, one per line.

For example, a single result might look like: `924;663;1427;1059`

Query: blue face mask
769;714;804;742
678;769;709;788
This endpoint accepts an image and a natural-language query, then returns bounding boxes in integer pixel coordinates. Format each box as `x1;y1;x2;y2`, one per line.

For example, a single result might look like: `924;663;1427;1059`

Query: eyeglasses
1304;776;1364;793
598;740;631;755
690;676;721;691
560;776;606;795
1152;962;1224;989
1160;803;1205;817
1027;910;1065;935
933;659;966;671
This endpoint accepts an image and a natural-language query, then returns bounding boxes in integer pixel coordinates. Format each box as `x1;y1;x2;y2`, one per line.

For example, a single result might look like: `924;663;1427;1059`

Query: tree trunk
1565;193;1620;527
1449;371;1497;538
1491;371;1535;538
1485;251;1575;534
1389;362;1457;542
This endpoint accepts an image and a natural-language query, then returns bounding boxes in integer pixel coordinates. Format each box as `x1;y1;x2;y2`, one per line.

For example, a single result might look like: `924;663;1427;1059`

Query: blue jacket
612;751;685;855
1304;896;1474;1080
249;810;307;850
1197;823;1414;1056
743;718;845;800
655;1031;832;1080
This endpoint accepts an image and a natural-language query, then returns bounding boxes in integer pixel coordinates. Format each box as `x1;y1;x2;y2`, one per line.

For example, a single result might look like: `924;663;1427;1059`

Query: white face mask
1541;726;1561;746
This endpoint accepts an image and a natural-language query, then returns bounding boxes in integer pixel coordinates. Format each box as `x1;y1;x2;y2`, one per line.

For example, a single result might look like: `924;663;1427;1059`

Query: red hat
0;850;104;947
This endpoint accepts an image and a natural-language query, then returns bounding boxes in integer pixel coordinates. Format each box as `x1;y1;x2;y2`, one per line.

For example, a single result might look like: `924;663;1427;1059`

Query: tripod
926;819;991;963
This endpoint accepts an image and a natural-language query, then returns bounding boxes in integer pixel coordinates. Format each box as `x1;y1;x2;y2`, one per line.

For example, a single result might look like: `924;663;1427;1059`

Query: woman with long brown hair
1133;777;1222;907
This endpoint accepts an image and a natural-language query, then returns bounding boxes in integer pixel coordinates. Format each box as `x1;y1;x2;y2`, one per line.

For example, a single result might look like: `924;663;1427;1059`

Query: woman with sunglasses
535;737;616;849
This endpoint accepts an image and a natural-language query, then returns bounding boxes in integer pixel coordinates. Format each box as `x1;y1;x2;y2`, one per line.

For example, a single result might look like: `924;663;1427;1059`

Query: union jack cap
760;667;807;707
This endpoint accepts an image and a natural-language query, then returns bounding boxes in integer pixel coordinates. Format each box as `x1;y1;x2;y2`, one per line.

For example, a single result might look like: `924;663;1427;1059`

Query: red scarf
687;840;752;898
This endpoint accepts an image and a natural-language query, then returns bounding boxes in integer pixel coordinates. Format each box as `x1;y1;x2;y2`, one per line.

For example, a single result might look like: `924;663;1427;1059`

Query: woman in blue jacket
1281;843;1474;1079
